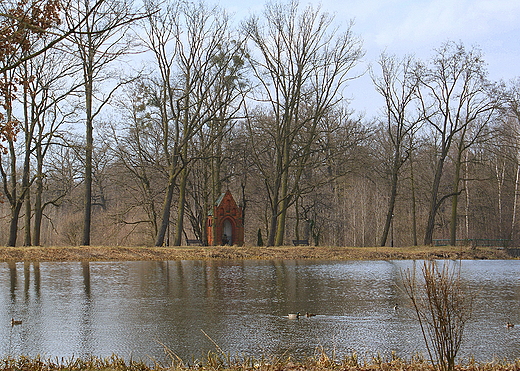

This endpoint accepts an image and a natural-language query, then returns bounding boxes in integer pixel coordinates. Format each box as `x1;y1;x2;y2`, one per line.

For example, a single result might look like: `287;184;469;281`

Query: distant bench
186;239;203;246
292;239;309;246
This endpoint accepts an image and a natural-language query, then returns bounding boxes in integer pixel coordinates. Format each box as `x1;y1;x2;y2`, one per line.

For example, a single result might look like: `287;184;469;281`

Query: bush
402;260;474;371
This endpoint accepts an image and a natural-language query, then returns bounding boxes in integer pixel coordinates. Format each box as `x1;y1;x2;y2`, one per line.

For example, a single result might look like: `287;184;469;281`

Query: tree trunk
173;167;188;246
294;197;300;241
511;161;520;241
211;133;222;202
33;143;44;246
275;202;288;246
267;215;277;246
5;71;32;247
82;82;93;246
82;44;94;246
449;156;463;246
155;176;176;247
33;186;43;246
8;203;23;247
7;134;20;247
410;153;418;246
495;161;505;237
274;137;291;246
267;158;282;246
380;153;400;246
23;79;32;247
24;191;31;246
424;157;445;245
7;142;23;247
464;157;470;240
275;175;289;246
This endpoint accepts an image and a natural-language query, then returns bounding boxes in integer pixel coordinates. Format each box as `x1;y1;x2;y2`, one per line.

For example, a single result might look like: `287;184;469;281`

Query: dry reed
1;352;519;371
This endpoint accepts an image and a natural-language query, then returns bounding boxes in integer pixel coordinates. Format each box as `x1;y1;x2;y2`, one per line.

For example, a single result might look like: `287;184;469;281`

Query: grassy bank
1;353;519;371
0;245;515;262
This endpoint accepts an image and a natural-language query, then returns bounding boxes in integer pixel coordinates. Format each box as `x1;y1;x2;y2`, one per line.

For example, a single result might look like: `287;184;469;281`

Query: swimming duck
305;312;316;317
11;318;22;326
506;322;514;328
288;312;300;319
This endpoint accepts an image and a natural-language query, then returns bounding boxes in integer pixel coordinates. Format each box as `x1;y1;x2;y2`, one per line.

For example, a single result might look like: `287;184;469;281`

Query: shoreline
1;353;519;371
0;245;516;262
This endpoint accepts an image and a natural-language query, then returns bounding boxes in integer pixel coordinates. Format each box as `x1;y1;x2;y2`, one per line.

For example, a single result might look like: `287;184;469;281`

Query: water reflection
0;260;519;363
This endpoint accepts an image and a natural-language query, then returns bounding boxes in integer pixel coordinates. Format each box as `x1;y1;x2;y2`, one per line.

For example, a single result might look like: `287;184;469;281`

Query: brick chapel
206;190;244;246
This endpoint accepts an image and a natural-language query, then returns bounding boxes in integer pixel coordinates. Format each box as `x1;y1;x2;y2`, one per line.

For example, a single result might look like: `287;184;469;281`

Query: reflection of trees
80;261;94;355
7;261;42;302
8;261;17;301
82;261;91;298
2;260;519;361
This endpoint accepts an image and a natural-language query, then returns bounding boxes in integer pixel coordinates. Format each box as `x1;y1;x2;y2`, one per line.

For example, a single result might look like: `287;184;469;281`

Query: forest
1;0;519;248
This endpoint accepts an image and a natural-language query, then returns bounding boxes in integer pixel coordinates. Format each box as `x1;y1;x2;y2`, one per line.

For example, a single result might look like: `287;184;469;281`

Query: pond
1;259;519;363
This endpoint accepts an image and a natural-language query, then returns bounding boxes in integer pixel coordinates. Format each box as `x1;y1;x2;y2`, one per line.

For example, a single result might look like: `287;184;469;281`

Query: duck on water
287;312;316;319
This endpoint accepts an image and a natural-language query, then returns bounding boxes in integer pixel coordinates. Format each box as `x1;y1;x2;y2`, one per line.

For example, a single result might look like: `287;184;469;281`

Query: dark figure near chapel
207;190;244;246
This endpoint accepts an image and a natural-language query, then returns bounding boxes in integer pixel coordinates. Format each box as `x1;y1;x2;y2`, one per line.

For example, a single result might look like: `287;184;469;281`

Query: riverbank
1;353;519;371
0;245;516;262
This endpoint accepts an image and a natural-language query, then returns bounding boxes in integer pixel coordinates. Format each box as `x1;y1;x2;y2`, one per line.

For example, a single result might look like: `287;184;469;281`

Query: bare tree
66;0;137;245
16;38;84;246
140;0;246;246
0;65;25;246
244;0;363;246
371;53;421;247
417;42;501;246
506;79;520;242
112;82;163;242
0;0;62;246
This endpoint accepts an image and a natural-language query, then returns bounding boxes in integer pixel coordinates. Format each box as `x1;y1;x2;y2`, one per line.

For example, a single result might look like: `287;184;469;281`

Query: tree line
1;0;519;247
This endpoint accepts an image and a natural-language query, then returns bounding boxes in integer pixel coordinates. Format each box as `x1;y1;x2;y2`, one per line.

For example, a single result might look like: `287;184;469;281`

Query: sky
219;0;520;118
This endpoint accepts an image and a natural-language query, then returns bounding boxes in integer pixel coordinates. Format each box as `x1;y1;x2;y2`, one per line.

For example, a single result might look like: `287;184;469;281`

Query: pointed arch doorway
222;218;233;245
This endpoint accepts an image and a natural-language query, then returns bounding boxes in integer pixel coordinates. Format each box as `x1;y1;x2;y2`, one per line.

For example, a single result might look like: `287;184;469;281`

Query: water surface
1;260;519;363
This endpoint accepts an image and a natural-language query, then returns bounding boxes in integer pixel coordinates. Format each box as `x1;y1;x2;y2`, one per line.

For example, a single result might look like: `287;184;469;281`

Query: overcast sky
221;0;520;118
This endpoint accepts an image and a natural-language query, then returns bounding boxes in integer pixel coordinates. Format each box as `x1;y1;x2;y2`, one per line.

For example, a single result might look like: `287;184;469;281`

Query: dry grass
0;245;515;262
1;353;519;371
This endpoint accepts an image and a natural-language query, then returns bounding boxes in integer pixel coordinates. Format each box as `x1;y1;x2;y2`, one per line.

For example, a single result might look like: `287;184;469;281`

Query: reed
1;352;519;371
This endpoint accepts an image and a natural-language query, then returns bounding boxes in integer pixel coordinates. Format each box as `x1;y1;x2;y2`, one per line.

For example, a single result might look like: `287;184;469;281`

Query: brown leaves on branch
0;120;19;151
0;0;61;147
0;0;61;58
